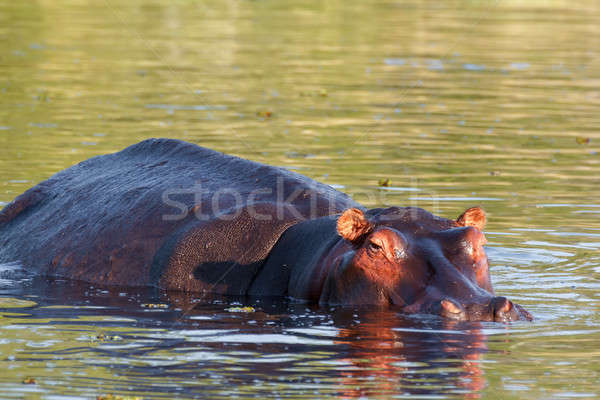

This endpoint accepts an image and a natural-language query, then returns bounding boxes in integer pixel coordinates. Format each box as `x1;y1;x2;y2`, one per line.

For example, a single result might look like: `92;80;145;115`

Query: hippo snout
437;297;532;322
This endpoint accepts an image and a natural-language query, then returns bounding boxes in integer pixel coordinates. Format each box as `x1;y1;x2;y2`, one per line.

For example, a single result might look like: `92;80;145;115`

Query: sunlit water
1;0;599;398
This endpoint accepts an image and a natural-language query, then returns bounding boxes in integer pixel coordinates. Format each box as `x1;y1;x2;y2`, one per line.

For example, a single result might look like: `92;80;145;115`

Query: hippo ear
337;208;374;242
456;207;486;230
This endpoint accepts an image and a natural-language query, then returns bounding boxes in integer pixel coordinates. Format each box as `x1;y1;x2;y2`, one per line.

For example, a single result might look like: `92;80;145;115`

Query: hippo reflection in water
0;139;531;322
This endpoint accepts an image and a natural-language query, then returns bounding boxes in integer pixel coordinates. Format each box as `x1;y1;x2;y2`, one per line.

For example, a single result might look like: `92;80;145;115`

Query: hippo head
319;206;532;322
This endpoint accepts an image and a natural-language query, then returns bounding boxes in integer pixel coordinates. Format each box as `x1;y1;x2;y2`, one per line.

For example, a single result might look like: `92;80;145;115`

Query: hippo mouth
386;285;533;322
325;281;533;322
320;280;533;322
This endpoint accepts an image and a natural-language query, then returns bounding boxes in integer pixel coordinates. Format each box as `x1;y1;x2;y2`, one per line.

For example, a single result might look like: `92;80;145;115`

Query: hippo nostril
439;299;466;321
441;299;463;314
499;299;512;314
491;296;515;321
491;296;511;313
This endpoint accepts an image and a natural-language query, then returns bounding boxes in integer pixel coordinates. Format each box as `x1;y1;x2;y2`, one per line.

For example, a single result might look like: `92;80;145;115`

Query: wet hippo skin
0;139;532;321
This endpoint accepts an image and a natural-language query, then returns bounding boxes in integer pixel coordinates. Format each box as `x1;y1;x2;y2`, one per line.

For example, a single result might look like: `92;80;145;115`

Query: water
1;0;599;398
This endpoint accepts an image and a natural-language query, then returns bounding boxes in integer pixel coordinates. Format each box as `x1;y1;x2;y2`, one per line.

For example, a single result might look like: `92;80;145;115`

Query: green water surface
0;0;599;399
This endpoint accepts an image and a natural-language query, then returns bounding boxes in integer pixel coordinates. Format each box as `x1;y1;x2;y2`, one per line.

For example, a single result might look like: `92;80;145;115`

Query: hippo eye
368;240;382;252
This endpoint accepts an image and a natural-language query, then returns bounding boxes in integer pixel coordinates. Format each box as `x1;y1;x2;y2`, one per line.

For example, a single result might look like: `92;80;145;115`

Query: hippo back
0;139;358;293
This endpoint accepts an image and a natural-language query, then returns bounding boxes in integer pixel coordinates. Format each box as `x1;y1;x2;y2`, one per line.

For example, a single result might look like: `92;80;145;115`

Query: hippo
0;138;531;321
